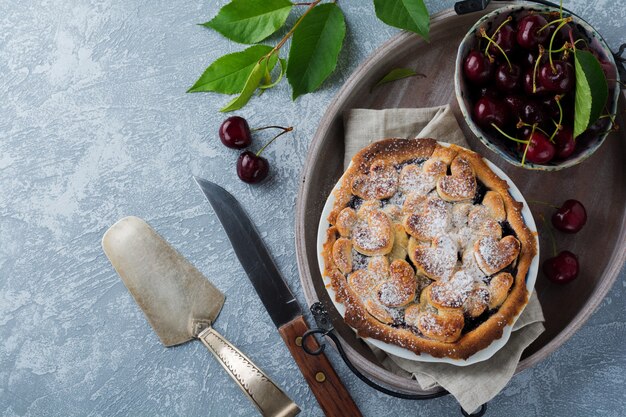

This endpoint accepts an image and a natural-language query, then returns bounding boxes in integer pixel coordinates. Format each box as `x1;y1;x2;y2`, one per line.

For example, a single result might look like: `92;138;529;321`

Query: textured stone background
1;0;625;416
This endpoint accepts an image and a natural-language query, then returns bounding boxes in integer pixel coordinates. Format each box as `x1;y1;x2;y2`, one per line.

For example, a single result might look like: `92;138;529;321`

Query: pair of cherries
219;116;292;183
542;199;587;284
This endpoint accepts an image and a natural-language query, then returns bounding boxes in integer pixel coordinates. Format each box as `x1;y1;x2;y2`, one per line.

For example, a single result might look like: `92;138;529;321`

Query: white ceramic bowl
454;3;620;171
317;142;539;366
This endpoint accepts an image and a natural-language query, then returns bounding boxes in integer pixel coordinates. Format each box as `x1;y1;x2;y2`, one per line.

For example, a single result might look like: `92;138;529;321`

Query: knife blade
102;216;299;417
194;177;363;417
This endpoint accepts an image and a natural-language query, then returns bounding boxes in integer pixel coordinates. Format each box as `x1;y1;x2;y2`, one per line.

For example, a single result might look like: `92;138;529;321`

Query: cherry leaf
573;50;608;138
372;68;425;91
373;0;430;41
260;58;287;90
203;0;292;45
220;56;275;112
286;3;346;100
187;45;276;94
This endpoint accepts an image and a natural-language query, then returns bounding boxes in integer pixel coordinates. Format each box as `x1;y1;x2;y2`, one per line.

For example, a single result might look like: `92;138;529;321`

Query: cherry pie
322;138;537;359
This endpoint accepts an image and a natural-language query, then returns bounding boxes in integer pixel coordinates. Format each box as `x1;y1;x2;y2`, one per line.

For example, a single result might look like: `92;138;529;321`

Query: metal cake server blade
102;216;223;346
102;216;299;417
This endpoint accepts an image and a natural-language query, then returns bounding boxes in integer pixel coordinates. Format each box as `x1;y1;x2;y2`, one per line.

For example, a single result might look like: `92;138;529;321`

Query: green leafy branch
188;0;431;111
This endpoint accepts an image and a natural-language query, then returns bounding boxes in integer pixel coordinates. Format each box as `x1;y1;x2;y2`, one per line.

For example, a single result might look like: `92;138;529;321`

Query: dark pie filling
462;308;497;334
394;158;426;171
500;220;516;238
473;180;488;204
348;195;364;210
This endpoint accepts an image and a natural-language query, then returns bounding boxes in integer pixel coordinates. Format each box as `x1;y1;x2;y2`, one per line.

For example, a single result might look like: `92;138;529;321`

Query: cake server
194;177;363;417
102;216;299;417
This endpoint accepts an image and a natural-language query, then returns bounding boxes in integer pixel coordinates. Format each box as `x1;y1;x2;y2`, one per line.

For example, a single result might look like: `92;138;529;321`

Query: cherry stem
549;18;572;72
599;124;619;135
538;11;559;17
539;214;558;257
491;123;529;144
549;120;561;143
595;108;620;134
532;45;545;93
601;105;618;127
568;27;577;53
268;1;321;56
538;17;565;33
551;41;571;54
549;96;563;143
599;111;619;133
600;113;617;124
251;125;292;132
483;16;512;57
528;199;560;209
536;126;550;137
255;126;294;157
480;28;511;70
521;124;536;166
517;121;550;137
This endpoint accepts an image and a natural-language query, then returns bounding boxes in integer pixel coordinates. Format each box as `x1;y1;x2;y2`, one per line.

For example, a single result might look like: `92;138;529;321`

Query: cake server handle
196;324;300;417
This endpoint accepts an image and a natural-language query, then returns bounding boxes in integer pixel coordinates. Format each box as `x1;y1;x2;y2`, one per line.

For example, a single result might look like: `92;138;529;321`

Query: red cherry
464;50;494;85
518;49;539;68
488;23;517;55
473;96;509;129
524;131;555;164
552;199;587;233
518;125;533;139
554;126;576;159
236;151;269;183
543;251;579;284
479;86;500;99
538;61;574;93
520;100;545;125
523;68;549;96
504;95;524;119
219;116;252;149
551;22;574;44
540;96;560;119
495;63;522;93
516;14;549;49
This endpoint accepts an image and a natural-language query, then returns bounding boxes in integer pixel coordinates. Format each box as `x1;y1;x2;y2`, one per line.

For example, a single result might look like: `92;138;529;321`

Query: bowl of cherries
455;3;620;170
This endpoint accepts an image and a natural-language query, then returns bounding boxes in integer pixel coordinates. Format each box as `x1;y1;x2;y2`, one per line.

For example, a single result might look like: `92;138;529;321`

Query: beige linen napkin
343;106;545;414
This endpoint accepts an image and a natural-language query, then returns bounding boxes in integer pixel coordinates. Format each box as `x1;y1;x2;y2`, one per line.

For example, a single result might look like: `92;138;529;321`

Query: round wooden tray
295;2;626;395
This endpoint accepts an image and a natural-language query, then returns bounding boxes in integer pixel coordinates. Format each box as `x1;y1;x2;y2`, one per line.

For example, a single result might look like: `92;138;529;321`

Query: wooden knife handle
278;315;363;417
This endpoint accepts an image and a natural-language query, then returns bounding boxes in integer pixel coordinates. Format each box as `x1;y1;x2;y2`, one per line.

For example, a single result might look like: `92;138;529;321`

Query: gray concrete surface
1;0;624;416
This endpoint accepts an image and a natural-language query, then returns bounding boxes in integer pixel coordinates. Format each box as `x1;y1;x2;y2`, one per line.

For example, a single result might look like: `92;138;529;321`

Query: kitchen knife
194;177;363;417
102;216;299;417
